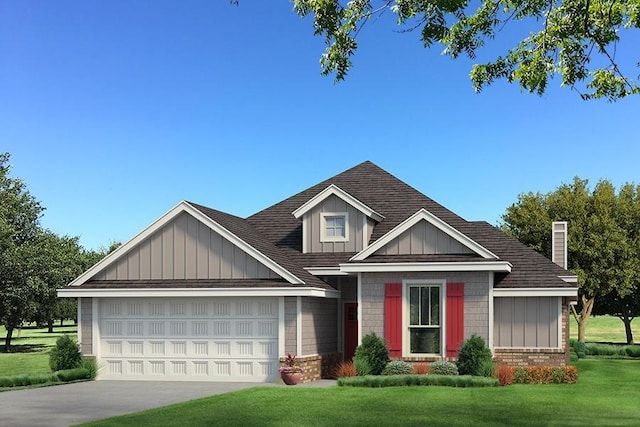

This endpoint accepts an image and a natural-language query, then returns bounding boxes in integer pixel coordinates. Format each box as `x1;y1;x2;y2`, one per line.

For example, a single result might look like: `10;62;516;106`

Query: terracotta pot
280;371;303;385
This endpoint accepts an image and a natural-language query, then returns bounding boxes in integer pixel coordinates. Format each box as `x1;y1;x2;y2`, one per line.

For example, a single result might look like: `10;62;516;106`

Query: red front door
344;302;358;361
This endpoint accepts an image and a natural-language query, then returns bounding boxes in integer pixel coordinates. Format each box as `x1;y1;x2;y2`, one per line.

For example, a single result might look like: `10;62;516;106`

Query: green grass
82;359;640;427
0;324;77;377
570;315;639;343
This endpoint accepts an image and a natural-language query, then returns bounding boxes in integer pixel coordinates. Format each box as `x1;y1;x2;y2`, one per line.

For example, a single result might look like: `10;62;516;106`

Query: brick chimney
551;221;568;269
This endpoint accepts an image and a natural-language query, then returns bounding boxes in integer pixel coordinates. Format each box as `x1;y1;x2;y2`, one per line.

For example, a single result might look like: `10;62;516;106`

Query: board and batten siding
494;297;560;348
301;297;338;355
375;220;475;256
284;297;297;355
93;212;280;281
79;297;93;355
304;195;366;253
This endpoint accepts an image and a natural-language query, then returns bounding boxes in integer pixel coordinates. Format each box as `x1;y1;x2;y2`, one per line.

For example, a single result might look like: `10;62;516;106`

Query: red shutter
446;283;465;358
384;283;403;357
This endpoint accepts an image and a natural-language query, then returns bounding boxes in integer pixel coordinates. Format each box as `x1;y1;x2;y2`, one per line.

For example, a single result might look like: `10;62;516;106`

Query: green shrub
56;368;91;382
478;359;495;378
625;346;640;358
353;355;372;376
49;335;82;371
569;352;579;363
0;373;60;388
574;341;587;359
585;343;626;357
513;367;529;384
550;367;567;383
354;332;390;375
382;360;413;376
456;335;493;376
429;361;458;376
81;358;99;379
338;374;497;388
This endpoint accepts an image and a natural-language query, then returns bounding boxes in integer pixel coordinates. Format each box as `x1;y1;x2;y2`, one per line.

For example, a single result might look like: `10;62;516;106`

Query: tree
594;289;640;344
502;178;640;342
0;152;44;352
290;0;640;101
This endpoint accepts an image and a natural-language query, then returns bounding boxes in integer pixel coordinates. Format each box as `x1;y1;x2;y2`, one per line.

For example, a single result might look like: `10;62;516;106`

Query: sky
1;1;639;251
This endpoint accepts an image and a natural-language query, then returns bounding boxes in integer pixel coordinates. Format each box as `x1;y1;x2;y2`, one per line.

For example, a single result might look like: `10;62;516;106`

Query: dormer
292;184;384;253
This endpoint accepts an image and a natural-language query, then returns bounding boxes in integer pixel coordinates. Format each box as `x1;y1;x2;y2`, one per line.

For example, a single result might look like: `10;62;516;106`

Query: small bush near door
456;335;493;376
49;335;82;372
334;361;357;378
354;332;390;375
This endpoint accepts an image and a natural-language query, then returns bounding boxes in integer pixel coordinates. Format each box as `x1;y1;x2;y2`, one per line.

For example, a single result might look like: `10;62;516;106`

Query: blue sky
2;1;639;250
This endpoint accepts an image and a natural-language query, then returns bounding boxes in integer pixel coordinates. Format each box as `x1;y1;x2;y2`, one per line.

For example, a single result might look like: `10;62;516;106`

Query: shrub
353;355;372;376
550;367;567;384
585;343;626;357
429;361;458;376
81;358;98;379
513;367;529;384
334;361;357;378
456;335;493;376
625;346;640;358
56;368;91;382
354;332;390;375
49;335;82;372
478;359;495;378
412;362;429;375
574;341;587;359
495;365;514;386
528;367;553;384
338;374;497;388
565;366;579;384
382;360;413;376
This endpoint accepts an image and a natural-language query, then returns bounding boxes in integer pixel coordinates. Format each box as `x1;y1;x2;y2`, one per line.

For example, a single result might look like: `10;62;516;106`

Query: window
321;212;348;242
407;284;442;354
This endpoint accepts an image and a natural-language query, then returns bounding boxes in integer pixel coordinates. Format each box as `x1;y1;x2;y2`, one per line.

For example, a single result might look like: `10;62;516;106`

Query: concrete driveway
0;380;276;426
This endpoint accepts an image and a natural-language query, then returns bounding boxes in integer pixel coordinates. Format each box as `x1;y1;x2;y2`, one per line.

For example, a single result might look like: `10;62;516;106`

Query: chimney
551;221;568;269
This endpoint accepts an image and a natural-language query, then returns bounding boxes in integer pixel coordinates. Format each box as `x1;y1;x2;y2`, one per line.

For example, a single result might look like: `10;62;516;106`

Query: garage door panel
98;297;279;381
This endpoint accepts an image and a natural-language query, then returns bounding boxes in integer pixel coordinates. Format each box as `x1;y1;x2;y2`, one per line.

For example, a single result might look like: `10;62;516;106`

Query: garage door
98;297;279;382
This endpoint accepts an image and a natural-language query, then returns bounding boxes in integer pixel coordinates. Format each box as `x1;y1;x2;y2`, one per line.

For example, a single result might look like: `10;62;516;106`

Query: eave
339;261;512;273
57;287;340;298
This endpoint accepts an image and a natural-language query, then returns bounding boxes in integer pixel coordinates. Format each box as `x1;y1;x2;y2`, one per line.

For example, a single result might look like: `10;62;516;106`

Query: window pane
409;287;419;325
430;287;440;326
326;227;335;237
420;287;430;326
335;217;345;228
409;328;440;354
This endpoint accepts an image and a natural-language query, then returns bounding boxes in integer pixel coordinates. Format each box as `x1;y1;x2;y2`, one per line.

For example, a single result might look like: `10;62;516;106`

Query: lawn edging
337;374;498;388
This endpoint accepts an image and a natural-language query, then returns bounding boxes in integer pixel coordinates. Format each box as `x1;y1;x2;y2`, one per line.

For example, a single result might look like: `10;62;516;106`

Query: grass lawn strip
570;315;640;343
80;359;640;427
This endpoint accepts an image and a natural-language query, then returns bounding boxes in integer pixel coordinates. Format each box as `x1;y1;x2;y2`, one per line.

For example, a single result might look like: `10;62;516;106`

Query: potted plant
279;353;303;385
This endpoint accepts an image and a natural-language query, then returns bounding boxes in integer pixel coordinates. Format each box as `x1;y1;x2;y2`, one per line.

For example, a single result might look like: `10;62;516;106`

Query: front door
344;302;358;361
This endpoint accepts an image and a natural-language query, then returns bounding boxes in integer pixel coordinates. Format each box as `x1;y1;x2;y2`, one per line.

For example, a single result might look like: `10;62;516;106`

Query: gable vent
551;221;568;269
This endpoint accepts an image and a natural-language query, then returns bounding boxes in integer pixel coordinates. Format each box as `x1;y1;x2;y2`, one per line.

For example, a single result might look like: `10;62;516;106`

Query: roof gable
292;184;384;222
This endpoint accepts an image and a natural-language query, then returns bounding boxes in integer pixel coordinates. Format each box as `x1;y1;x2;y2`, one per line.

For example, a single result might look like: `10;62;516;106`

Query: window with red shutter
384;283;402;357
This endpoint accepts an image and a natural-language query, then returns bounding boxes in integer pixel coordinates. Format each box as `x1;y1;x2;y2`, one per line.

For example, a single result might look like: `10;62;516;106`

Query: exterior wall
494;304;570;367
94;212;280;281
304;195;366;253
361;272;490;347
494;297;560;348
285;353;342;383
284;297;297;355
375;220;474;256
79;297;93;355
301;297;338;355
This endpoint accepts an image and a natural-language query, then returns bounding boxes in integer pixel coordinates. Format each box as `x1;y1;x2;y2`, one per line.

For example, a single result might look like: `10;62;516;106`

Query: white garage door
98;297;279;382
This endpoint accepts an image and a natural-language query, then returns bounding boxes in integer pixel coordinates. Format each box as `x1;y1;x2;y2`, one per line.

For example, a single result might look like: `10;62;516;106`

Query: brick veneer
281;353;342;383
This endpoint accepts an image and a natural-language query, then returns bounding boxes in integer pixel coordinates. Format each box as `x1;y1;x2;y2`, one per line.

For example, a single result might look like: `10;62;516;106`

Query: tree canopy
502;177;640;342
290;0;640;101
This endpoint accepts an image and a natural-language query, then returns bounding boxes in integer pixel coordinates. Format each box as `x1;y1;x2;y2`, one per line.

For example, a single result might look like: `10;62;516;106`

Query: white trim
67;201;304;287
559;275;578;283
296;296;302;356
278;297;285;357
77;297;83;349
340;261;512;273
488;272;494;351
557;297;563;348
402;279;447;357
304;267;348;276
357;273;362;345
58;287;340;298
320;212;349;242
92;298;99;358
551;221;568;269
292;184;384;222
492;288;578;297
351;208;499;261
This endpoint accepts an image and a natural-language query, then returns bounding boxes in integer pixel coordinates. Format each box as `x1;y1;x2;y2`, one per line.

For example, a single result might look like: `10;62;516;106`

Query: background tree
290;0;640;101
502;178;640;342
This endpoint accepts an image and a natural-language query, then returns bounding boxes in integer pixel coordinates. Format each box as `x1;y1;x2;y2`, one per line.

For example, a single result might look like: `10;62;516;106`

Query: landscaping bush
625;346;640;358
354;332;390;375
456;335;493;376
550;367;567;384
353;355;372;376
412;362;429;375
502;366;578;385
573;341;587;359
81;358;99;379
382;360;413;376
338;374;497;388
49;335;82;372
55;368;90;382
513;367;529;384
565;366;579;384
495;365;514;386
478;359;495;378
429;361;458;376
334;361;357;378
585;343;626;357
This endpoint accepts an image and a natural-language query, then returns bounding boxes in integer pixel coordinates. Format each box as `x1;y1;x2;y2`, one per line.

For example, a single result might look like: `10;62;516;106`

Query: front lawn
571;315;639;343
82;359;640;426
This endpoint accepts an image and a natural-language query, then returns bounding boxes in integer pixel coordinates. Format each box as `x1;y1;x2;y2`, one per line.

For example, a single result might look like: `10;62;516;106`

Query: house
59;161;578;382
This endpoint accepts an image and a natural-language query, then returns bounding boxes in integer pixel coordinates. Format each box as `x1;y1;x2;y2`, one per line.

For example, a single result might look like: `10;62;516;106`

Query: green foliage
585;343;627;357
503;366;578;385
338;374;497;388
353;354;372;376
573;341;587;359
382;360;413;376
513;367;529;384
291;1;640;101
354;332;390;375
625;346;640;358
456;335;493;376
81;357;99;379
55;367;91;382
478;359;495;378
429;361;459;376
49;335;81;371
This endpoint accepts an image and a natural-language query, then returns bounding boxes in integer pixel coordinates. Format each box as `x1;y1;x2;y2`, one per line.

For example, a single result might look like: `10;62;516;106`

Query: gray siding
304;195;366;253
94;212;280;281
375;220;474;255
361;272;490;345
301;297;338;355
284;297;297;354
494;297;560;348
80;297;93;355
